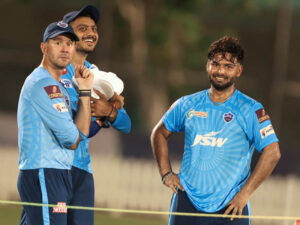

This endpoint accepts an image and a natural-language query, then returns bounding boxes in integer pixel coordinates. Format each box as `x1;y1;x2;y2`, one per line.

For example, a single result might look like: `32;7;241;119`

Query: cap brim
63;5;99;24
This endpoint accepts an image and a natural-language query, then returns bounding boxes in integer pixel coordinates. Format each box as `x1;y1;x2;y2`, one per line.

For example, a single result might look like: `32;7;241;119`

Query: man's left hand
110;92;124;109
223;191;250;221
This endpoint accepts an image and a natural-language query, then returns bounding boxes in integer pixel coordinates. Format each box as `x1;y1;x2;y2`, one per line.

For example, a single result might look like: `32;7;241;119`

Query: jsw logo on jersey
191;131;228;147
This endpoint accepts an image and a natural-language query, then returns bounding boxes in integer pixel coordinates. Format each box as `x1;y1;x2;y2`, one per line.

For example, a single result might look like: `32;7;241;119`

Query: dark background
0;0;299;175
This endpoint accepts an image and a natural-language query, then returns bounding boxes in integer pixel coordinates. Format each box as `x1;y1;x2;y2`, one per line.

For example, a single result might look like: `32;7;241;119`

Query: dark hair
208;36;245;64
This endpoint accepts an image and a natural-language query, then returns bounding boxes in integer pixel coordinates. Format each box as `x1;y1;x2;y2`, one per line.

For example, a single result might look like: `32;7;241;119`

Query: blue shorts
17;168;72;225
67;166;94;225
168;190;250;225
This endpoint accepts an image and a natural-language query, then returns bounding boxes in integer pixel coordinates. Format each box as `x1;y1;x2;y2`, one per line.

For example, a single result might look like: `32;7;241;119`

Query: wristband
162;171;173;184
79;89;91;97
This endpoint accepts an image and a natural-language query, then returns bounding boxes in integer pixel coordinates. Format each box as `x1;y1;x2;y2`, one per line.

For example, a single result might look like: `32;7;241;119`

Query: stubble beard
209;73;236;91
77;40;96;54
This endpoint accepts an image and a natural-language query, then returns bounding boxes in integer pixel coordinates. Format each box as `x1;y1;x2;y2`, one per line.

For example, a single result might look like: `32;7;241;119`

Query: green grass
0;205;166;225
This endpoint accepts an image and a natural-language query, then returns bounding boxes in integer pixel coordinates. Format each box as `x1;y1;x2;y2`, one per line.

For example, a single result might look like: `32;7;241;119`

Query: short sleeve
162;98;185;133
250;103;279;152
30;79;79;147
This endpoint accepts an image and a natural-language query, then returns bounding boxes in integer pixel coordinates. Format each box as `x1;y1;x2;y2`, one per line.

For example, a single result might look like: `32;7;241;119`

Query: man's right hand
164;173;184;194
75;65;94;90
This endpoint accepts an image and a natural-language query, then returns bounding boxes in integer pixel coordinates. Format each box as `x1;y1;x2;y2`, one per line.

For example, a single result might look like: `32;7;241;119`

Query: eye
92;26;98;33
55;41;60;46
78;26;87;32
66;41;73;47
211;62;219;67
225;64;234;69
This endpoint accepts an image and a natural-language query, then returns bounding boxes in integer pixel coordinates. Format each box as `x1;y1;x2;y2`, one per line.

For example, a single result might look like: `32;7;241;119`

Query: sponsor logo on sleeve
223;112;234;123
44;85;63;99
187;109;207;119
60;79;72;88
53;202;67;213
260;125;275;139
255;108;270;123
53;103;68;112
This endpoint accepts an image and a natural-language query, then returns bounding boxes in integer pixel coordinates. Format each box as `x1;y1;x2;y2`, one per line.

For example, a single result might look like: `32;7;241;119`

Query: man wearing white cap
60;5;131;225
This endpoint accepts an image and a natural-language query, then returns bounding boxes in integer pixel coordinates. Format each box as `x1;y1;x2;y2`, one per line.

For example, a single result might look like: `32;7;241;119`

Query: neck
209;85;236;103
72;50;88;68
40;56;62;82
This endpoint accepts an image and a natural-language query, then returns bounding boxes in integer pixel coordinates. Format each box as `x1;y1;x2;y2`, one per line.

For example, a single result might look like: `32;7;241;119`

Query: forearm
74;96;91;136
240;142;281;196
151;122;172;177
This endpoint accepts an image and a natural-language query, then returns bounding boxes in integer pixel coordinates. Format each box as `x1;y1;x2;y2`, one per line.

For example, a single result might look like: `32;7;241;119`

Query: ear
237;64;243;78
206;59;210;72
40;42;47;55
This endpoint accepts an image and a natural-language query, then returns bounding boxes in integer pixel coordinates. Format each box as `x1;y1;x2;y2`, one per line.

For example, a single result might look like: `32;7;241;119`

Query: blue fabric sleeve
30;78;79;147
162;98;185;133
251;103;279;152
88;120;102;138
111;108;131;133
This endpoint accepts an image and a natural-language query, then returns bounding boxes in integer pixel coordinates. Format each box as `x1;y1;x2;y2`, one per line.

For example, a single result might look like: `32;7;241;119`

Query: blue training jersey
162;89;278;212
60;61;131;173
17;66;83;170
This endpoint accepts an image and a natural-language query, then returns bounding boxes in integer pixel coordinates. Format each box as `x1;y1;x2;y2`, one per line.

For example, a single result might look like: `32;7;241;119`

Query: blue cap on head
43;21;79;42
63;5;99;24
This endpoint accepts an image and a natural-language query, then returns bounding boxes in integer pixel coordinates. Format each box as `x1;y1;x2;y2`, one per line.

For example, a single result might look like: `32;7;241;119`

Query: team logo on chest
223;112;234;123
60;79;72;88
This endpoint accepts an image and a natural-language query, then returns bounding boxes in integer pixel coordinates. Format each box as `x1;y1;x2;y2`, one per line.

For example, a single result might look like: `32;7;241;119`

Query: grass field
0;205;166;225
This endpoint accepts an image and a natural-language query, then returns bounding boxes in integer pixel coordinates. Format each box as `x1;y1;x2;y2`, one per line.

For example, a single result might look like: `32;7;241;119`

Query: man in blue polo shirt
17;21;94;225
151;36;281;225
60;5;131;225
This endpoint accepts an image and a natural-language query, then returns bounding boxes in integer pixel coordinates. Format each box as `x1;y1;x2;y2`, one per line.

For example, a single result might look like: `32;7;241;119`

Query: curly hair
208;36;245;64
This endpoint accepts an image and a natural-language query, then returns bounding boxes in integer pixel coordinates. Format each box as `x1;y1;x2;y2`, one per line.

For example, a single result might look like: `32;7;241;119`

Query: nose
61;43;71;52
218;65;225;73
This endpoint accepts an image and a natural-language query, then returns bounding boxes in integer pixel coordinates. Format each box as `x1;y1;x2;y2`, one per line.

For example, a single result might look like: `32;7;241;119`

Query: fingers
74;65;92;78
93;88;106;100
176;182;184;192
82;68;90;78
230;207;238;221
224;204;234;216
224;203;243;221
165;174;184;194
170;184;178;194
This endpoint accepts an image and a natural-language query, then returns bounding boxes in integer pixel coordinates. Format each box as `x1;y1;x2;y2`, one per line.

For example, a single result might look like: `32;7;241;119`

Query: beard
49;56;70;70
77;45;95;54
209;73;236;91
76;36;98;54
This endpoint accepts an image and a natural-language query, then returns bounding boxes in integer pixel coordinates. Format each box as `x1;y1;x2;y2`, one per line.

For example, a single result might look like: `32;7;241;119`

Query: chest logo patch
60;79;72;88
223;112;234;123
44;85;63;99
188;109;207;119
